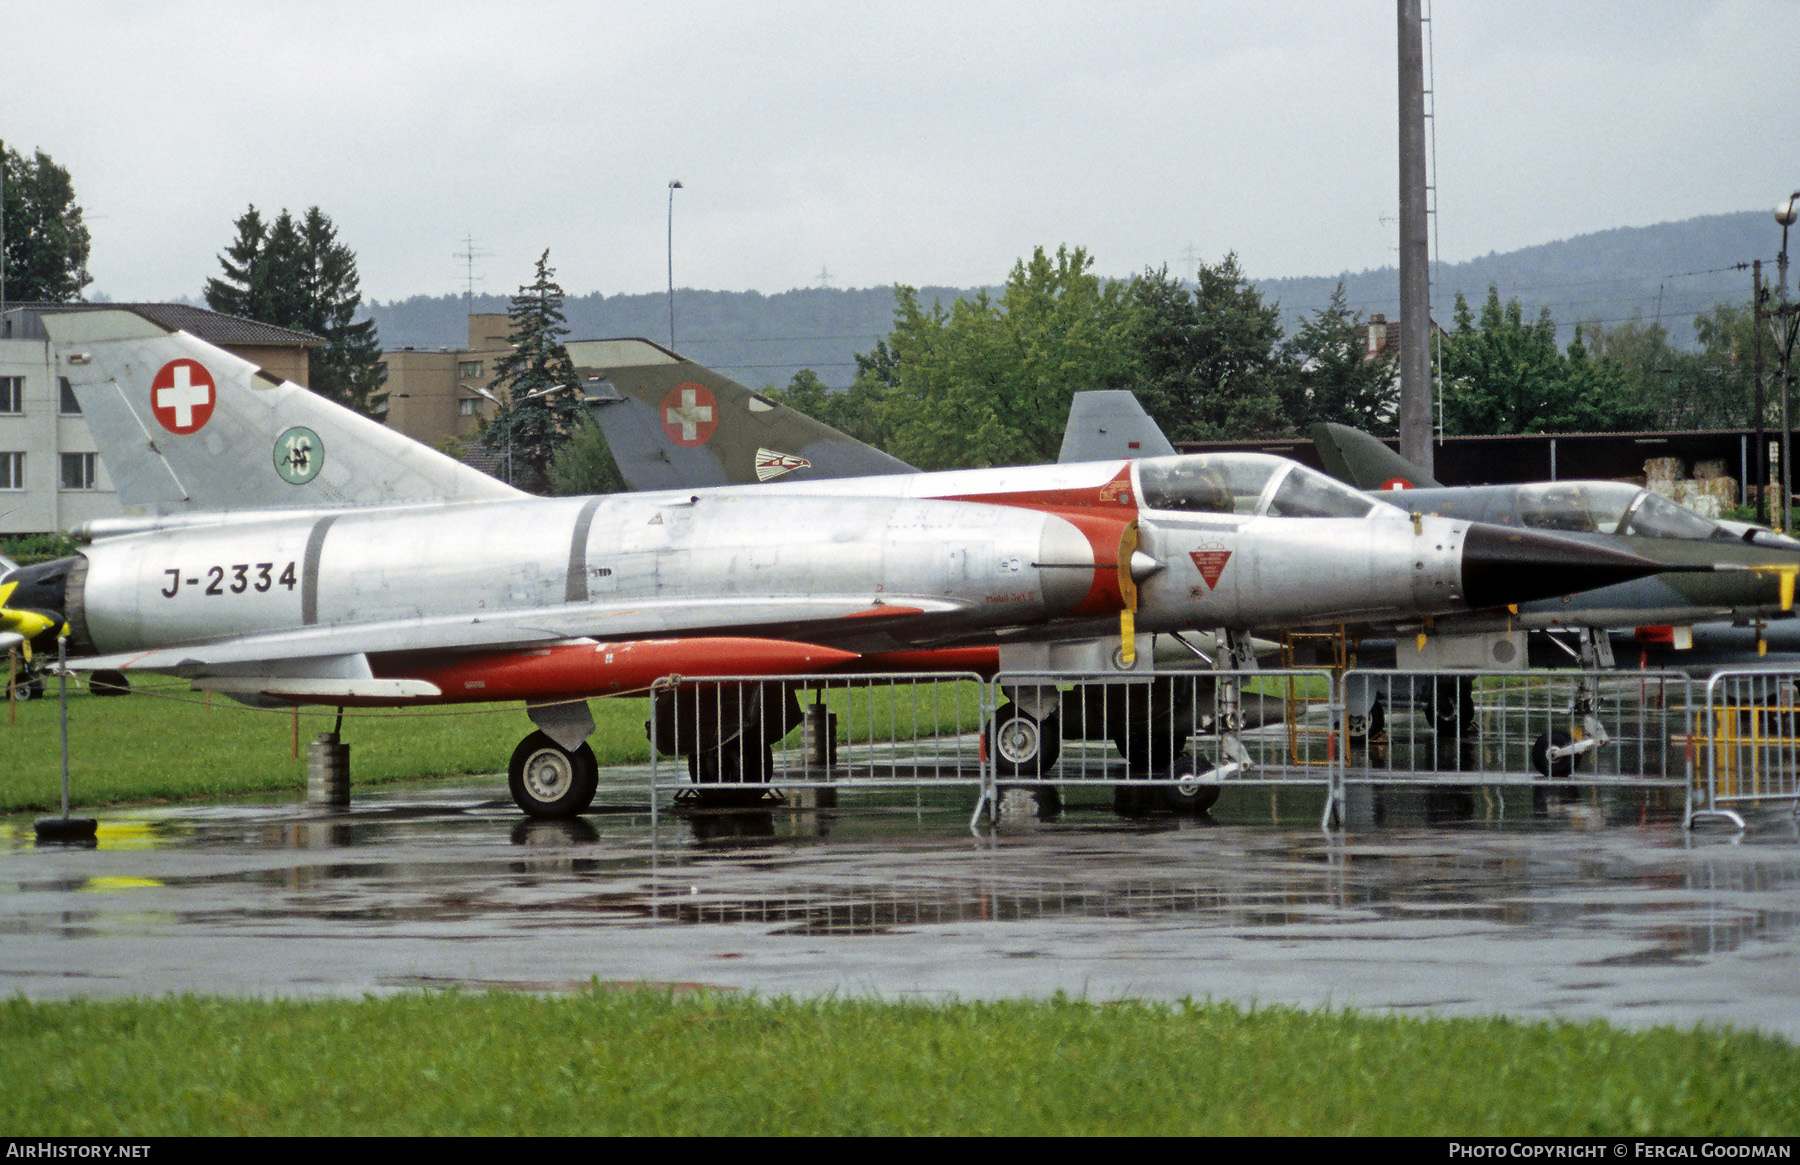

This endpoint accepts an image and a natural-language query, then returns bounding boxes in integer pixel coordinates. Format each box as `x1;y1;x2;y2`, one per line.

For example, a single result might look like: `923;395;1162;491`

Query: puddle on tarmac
3;776;1797;1033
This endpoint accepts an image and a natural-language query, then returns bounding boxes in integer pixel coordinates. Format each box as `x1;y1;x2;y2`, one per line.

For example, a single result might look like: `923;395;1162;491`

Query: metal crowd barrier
1690;669;1800;830
646;672;990;825
638;665;1800;832
990;667;1341;826
1339;667;1693;782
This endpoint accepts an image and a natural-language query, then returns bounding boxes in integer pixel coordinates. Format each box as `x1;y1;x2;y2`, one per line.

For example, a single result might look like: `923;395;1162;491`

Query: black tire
1346;698;1387;754
1162;750;1222;813
1429;677;1477;739
1110;679;1198;773
1530;729;1577;779
89;670;131;697
508;731;600;818
988;703;1061;777
9;675;43;702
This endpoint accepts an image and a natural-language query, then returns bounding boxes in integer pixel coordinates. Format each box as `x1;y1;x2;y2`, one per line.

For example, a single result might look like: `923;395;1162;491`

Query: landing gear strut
1532;629;1613;777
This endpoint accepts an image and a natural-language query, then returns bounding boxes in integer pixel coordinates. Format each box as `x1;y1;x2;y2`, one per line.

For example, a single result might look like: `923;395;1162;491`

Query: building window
59;377;81;415
458;361;484;378
0;452;22;490
60;452;98;491
459;399;478;416
0;377;22;415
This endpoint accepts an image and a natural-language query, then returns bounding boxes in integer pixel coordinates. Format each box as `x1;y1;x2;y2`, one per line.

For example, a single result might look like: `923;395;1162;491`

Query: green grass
0;678;990;813
0;991;1792;1136
0;679;656;812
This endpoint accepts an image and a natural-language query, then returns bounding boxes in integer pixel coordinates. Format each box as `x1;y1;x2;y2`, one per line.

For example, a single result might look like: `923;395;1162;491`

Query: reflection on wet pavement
3;774;1797;1040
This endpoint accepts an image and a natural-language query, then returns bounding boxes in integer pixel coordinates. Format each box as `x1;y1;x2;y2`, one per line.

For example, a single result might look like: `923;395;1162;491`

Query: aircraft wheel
89;669;131;697
1530;730;1577;779
1346;699;1387;756
1429;677;1477;739
1162;750;1221;813
9;675;43;702
508;731;600;818
988;703;1060;777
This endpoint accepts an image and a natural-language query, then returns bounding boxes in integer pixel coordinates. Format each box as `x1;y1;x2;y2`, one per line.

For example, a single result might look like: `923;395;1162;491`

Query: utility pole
1754;259;1766;524
667;180;683;350
1396;0;1434;478
1776;194;1799;533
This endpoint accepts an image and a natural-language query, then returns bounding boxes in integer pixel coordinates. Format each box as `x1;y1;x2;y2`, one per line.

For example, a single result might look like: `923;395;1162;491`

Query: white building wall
0;337;121;537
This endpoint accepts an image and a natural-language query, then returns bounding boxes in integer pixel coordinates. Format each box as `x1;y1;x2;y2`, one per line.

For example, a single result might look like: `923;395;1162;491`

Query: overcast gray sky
8;0;1797;304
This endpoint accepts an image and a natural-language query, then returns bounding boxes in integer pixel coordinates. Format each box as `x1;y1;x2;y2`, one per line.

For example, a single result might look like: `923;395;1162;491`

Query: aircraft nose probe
1457;523;1708;610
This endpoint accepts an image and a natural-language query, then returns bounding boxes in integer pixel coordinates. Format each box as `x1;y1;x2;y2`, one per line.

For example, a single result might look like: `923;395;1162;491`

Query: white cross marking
665;388;713;440
157;364;212;429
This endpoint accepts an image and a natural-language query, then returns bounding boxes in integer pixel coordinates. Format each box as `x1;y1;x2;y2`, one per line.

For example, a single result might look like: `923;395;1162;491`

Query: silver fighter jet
0;311;1676;817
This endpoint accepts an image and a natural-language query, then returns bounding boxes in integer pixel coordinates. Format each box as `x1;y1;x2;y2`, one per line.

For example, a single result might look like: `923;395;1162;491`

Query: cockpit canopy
1513;481;1724;541
1135;454;1378;520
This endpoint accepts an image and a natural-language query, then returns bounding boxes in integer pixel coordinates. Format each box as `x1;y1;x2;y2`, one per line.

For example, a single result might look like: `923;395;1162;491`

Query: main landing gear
508;731;600;818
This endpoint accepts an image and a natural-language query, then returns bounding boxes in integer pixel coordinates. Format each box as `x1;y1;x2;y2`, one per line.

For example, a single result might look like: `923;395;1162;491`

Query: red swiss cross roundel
660;382;718;447
150;359;217;434
1380;476;1414;491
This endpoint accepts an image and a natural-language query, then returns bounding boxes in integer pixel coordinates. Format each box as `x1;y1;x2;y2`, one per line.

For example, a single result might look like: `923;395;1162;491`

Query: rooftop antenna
454;232;489;317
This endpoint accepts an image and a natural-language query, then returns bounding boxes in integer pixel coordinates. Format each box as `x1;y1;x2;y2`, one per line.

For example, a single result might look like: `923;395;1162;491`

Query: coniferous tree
1;145;92;303
1284;282;1399;435
203;205;387;417
1132;256;1290;441
485;250;585;491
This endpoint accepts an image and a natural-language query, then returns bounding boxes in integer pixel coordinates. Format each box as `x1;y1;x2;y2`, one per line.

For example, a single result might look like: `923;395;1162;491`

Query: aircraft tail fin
566;338;914;490
1308;422;1443;490
1058;390;1175;463
42;309;522;514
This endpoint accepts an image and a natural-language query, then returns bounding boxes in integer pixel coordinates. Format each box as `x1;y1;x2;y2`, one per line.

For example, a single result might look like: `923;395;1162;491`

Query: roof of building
0;302;323;348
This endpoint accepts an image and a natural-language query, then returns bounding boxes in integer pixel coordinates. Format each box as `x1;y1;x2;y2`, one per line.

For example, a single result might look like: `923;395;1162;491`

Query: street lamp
471;382;559;487
1775;193;1799;532
667;179;683;350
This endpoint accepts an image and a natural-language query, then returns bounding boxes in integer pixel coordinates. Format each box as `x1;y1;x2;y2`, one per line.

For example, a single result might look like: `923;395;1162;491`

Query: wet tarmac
4;767;1799;1042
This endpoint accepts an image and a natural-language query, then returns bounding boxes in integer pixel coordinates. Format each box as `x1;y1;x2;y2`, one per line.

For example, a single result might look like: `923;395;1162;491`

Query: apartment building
0;303;320;536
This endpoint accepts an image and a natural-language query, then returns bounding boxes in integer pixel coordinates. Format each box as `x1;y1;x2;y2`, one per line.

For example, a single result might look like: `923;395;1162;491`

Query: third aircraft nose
1458;523;1699;610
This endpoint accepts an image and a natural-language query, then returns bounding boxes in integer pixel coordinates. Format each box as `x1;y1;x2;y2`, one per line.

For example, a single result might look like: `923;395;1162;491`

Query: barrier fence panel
992;668;1341;821
646;673;990;811
1340;668;1695;797
637;665;1797;831
1693;669;1800;829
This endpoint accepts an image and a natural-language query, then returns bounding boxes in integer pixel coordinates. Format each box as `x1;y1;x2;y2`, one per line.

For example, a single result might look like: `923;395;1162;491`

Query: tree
203;205;387;417
546;416;624;496
1131;256;1290;442
1;145;92;303
1439;286;1653;435
868;245;1140;469
764;368;895;452
1283;282;1398;435
484;250;585;491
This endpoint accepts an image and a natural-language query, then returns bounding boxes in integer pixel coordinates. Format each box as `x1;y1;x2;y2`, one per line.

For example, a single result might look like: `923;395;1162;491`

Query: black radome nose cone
1460;524;1687;609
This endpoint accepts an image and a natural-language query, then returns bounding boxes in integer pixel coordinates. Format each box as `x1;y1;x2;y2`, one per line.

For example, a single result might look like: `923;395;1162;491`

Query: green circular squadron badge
274;426;324;485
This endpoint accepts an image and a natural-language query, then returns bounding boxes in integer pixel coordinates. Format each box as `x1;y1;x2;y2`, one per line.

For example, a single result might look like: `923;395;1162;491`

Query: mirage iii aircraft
0;312;1677;818
1308;422;1800;659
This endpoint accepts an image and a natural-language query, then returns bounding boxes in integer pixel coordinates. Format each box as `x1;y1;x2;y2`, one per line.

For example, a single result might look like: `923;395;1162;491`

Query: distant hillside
369;210;1773;389
372;285;996;392
1258;210;1771;349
